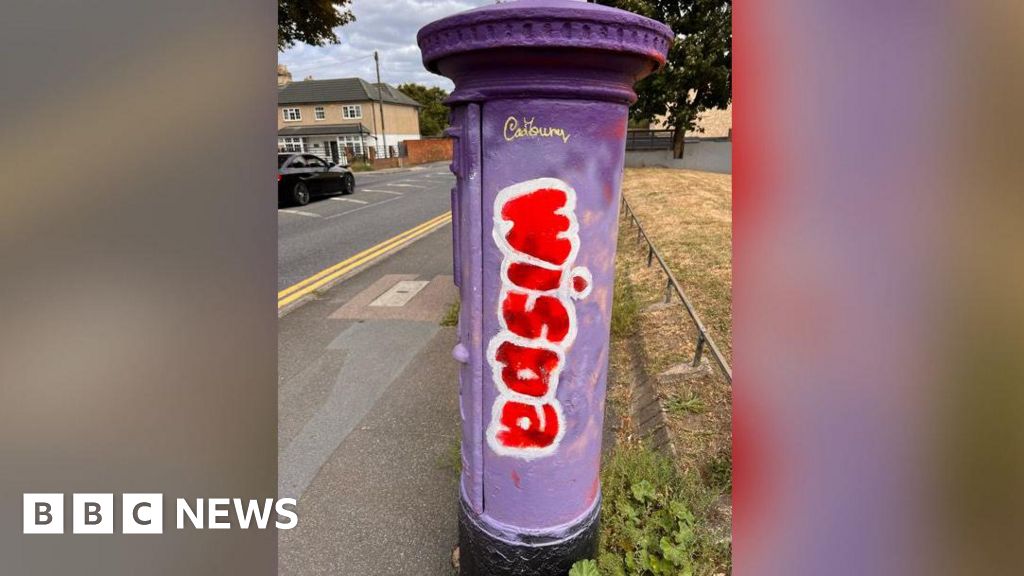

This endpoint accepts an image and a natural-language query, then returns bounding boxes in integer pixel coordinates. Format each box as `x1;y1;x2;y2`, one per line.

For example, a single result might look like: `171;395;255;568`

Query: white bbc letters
73;493;113;534
122;494;163;534
24;493;297;533
23;494;63;534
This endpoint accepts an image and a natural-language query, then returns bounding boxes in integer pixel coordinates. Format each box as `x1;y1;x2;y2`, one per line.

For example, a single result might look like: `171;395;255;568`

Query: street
277;164;460;575
278;162;454;291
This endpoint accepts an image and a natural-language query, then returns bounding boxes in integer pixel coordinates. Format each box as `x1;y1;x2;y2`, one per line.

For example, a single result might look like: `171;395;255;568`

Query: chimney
277;64;292;87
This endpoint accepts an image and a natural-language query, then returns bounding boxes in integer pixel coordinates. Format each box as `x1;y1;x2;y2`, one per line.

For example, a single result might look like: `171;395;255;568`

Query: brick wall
405;138;453;165
371;157;404;170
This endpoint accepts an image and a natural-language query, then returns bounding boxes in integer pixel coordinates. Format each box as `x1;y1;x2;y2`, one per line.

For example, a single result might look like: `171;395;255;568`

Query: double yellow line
277;211;452;309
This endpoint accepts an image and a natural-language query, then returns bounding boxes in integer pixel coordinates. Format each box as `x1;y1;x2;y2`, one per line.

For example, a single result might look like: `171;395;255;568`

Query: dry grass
597;175;734;573
616;167;733;518
619;168;732;362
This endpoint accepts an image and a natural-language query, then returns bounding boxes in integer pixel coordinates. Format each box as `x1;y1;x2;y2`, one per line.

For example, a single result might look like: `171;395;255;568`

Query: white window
339;135;364;156
342;105;362;119
282;108;301;121
278;137;305;152
314;106;325;120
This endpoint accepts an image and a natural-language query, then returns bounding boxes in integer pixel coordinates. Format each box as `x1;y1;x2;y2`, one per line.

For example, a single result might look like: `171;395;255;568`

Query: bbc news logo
23;494;297;534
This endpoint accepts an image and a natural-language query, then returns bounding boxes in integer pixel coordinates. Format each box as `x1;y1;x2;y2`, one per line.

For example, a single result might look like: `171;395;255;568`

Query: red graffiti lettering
502;292;570;343
572;274;589;294
487;178;591;459
500;188;572;266
494;340;560;397
494;400;560;450
507;262;562;291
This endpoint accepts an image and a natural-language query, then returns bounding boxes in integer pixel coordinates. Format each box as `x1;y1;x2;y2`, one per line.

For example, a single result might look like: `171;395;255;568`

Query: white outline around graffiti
486;177;591;460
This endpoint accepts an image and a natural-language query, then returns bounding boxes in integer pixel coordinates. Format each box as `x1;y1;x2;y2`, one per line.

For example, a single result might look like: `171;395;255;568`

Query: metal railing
625;130;733;151
277;142;408;164
621;196;733;383
625;129;674;151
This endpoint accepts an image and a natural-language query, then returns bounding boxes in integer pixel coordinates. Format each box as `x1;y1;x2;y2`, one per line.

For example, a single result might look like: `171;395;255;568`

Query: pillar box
418;1;671;573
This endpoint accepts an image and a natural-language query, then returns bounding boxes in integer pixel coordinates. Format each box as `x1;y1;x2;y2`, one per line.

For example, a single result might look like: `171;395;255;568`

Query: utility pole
374;50;388;158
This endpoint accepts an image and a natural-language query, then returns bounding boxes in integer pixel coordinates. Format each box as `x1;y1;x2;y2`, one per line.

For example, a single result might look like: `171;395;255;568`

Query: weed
440;298;460;327
664;392;706;415
348;162;374;172
702;450;732;494
569;559;601;576
610;265;641;338
595;442;730;576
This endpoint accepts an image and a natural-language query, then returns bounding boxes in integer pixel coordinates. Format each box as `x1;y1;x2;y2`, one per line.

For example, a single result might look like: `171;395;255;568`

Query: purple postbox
418;1;671;573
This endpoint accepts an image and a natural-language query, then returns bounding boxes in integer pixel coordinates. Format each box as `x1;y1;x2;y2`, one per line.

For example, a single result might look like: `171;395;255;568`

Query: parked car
278;153;355;206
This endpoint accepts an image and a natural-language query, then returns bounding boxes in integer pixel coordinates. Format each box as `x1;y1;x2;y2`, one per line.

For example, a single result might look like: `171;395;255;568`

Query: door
328;141;340;165
301;154;335;195
449;103;485;515
282;154;313;194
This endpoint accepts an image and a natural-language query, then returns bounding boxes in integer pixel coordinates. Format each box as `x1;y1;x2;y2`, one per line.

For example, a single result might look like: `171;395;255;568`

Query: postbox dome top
417;0;673;75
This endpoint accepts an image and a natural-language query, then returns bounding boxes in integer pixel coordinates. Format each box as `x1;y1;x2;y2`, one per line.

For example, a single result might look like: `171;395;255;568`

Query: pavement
277;164;461;575
278;162;455;291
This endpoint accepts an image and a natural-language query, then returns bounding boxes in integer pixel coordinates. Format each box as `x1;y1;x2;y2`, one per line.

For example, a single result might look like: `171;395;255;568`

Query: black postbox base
458;497;600;576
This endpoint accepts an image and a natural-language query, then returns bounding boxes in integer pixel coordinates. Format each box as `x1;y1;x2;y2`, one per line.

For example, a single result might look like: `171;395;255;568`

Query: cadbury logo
503;116;571;144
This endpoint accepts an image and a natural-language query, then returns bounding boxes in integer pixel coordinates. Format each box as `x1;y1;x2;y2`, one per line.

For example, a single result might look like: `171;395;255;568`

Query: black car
278;153;355;206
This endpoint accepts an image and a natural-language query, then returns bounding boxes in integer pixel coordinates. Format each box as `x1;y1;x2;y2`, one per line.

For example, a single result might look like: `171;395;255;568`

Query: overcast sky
278;0;496;91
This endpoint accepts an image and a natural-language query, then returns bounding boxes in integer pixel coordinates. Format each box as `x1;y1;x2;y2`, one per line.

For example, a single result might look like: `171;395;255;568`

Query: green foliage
599;0;732;155
397;83;451;137
702;449;732;493
348;161;374;172
440;298;460;327
597;443;730;575
278;0;355;51
664;391;706;415
570;559;602;576
611;266;641;338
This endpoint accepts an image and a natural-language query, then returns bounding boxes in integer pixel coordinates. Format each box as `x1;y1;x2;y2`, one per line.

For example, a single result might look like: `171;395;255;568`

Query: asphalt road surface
278;162;461;573
277;162;454;291
278;219;460;575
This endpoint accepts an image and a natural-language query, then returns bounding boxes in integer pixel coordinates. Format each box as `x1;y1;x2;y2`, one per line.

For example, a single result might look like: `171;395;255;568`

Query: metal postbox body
419;2;671;573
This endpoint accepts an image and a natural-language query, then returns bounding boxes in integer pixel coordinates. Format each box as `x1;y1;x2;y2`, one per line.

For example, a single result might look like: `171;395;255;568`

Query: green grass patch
574;442;729;576
348;161;374;172
701;449;732;494
610;265;641;338
664;392;706;416
440;298;460;327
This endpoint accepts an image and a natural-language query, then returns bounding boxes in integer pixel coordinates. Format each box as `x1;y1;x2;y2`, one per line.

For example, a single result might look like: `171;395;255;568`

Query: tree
278;0;355;51
599;0;731;158
397;83;451;137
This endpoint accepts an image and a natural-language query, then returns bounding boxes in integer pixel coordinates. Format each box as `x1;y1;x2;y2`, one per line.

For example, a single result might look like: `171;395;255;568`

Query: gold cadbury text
503;116;571;144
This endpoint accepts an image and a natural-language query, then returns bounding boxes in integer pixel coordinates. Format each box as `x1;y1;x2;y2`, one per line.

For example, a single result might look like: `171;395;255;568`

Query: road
277;164;461;574
277;162;454;291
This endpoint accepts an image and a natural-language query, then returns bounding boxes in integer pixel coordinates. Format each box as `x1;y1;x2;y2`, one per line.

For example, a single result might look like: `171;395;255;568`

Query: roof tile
278;77;421;107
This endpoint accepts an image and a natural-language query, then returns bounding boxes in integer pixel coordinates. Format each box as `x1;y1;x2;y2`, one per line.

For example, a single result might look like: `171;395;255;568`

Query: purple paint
419;0;671;566
481;98;627;530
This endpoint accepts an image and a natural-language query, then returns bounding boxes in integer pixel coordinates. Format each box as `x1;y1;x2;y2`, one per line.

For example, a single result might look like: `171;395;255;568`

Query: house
277;72;421;164
648;104;732;139
276;64;292;87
